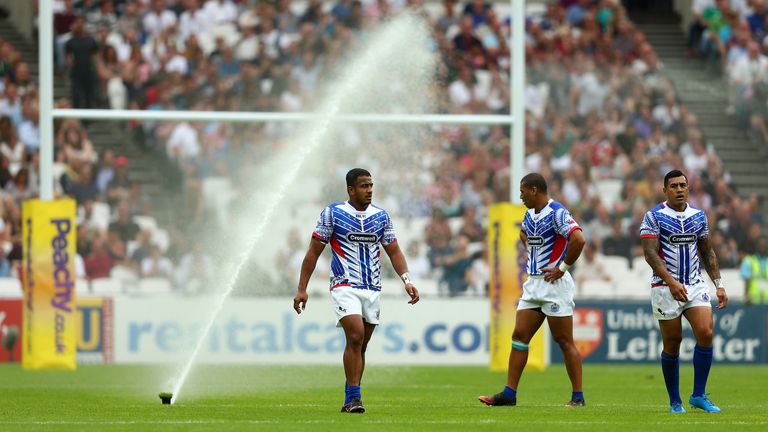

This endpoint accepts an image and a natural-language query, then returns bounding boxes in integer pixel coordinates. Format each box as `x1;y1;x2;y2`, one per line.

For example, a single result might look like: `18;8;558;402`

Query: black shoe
478;392;517;406
341;398;365;413
566;397;585;407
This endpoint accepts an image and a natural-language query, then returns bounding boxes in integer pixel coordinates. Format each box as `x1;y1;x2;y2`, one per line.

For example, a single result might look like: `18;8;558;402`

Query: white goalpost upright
38;0;525;204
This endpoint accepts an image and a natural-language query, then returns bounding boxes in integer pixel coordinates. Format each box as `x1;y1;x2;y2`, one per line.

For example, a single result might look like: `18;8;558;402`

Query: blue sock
503;386;516;399
572;391;584;400
661;352;681;405
692;345;713;397
345;385;361;404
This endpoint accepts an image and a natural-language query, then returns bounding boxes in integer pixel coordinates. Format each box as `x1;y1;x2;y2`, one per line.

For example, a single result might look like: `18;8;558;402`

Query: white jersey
312;201;396;291
639;202;709;287
521;199;582;276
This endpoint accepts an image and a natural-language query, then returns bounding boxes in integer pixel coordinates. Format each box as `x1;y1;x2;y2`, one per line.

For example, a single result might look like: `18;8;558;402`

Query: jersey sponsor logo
527;236;544;247
669;233;697;245
346;232;378;244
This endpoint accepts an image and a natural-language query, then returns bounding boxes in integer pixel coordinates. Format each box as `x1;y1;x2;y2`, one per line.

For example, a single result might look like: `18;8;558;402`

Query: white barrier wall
114;297;492;365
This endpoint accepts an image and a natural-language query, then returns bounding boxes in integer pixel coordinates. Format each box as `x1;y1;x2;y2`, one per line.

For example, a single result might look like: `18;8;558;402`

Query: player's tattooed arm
699;236;728;309
642;237;672;283
697;236;721;281
642;237;688;301
520;231;528;249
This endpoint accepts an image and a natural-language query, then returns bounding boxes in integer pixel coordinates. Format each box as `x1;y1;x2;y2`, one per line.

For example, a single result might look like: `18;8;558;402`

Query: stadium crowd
687;0;768;147
0;0;764;297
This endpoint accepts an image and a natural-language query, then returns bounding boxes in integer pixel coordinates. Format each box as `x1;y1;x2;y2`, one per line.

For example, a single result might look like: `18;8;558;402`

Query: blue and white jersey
639;202;709;287
312;201;397;291
521;199;582;276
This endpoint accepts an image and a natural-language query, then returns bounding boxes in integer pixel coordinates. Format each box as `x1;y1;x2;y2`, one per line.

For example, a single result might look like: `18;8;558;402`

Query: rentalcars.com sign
552;303;767;364
113;297;491;364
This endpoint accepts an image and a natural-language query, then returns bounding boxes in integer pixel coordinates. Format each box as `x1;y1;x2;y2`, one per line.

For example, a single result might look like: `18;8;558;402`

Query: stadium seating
0;278;22;299
137;277;173;296
90;278;124;297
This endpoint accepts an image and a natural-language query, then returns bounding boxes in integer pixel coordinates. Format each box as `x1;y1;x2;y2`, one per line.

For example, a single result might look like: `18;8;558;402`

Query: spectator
17;107;40;153
602;217;633;267
106;155;131;206
65;17;99;109
457;206;484;243
130;229;153;268
573;241;613;294
740;238;768;305
435;234;474;296
179;0;213;42
175;242;214;292
64;163;99;204
108;201;140;244
143;0;177;40
54;0;78;69
729;41;768;115
0;118;25;176
84;236;113;280
405;240;431;280
86;0;118;35
141;245;174;278
467;247;489;295
203;0;237;25
59;121;97;167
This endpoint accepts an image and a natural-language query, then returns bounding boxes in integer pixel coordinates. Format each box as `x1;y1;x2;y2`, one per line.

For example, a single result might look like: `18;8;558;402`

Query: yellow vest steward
746;256;768;304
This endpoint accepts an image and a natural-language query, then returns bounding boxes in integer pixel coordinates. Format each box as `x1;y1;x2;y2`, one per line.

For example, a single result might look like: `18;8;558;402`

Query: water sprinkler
1;325;19;362
159;392;173;405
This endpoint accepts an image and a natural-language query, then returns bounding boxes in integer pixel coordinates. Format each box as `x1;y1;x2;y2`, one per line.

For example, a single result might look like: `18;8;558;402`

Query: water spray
159;12;435;405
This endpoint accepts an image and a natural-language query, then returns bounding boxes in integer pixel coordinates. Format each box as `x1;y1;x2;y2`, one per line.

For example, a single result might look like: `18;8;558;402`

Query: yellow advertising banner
488;203;546;371
22;199;77;370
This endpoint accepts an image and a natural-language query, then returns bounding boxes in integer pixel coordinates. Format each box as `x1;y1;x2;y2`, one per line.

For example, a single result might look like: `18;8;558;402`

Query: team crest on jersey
346;232;379;244
527;236;544;247
701;293;710;302
550;303;560;313
669;233;697;246
573;308;603;358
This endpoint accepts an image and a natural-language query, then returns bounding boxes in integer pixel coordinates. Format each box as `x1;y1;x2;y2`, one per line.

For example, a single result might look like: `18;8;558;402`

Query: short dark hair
520;173;547;193
346;168;371;187
664;169;688;187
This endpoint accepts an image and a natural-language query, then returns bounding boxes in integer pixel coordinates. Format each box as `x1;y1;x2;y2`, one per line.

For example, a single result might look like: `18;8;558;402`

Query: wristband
713;278;724;289
400;272;412;285
558;262;571;272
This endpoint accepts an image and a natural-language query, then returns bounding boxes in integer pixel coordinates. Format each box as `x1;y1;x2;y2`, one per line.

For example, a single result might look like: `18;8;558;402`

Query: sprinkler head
159;392;173;405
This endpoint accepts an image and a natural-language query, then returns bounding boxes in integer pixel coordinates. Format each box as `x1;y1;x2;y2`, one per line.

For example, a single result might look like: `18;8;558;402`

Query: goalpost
37;0;525;205
34;0;540;371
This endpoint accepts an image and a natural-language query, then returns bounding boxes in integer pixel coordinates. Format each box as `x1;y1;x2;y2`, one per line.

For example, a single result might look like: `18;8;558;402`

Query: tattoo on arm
698;237;721;281
642;237;674;284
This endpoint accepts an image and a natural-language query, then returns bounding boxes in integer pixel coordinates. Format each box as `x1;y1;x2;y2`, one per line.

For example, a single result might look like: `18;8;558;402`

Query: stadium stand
0;0;764;299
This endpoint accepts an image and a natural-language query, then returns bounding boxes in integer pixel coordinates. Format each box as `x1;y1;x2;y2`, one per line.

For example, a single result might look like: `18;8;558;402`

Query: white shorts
330;286;381;327
651;280;712;320
518;272;575;317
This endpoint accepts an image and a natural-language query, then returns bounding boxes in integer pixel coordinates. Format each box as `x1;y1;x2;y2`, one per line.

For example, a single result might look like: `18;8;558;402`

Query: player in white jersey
293;168;420;414
640;169;728;414
479;173;587;408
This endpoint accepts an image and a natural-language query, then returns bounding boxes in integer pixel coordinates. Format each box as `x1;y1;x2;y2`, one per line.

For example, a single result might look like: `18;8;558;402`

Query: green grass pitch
1;364;766;431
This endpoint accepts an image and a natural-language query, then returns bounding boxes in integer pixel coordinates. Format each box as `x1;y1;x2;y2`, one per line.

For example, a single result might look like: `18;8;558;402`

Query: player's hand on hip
715;287;728;309
668;280;688;302
542;267;564;283
405;283;420;305
293;291;308;314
